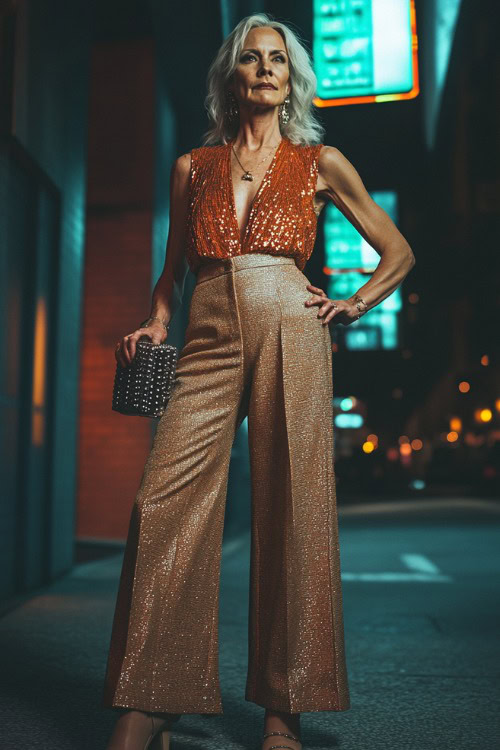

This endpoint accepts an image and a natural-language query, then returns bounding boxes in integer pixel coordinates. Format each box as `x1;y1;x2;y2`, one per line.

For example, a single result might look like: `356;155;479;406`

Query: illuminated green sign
324;190;402;350
324;191;397;271
313;0;419;107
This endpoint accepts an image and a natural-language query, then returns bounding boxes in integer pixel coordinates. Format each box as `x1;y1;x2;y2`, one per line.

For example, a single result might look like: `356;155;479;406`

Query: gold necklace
231;140;281;181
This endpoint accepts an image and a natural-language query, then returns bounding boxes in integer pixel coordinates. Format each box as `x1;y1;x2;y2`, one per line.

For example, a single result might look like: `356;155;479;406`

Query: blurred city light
410;479;426;490
458;381;470;393
447;431;459;442
480;354;489;366
400;443;412;456
335;413;364;428
450;417;462;431
411;438;423;450
475;408;493;423
362;441;375;453
398;435;410;444
340;397;354;411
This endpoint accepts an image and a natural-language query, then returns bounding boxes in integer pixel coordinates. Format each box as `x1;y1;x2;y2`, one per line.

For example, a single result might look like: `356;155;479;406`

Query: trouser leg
241;262;351;712
102;270;246;714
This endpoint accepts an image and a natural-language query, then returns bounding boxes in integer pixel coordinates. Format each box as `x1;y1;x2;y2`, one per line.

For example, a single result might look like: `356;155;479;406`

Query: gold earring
279;95;290;125
225;91;239;123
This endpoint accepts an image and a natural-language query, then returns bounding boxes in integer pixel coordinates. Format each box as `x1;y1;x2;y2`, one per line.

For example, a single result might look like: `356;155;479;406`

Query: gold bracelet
353;294;368;315
141;316;169;332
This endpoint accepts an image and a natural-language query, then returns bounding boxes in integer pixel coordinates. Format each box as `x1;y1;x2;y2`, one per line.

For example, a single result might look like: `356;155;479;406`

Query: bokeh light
475;408;492;423
340;397;354;411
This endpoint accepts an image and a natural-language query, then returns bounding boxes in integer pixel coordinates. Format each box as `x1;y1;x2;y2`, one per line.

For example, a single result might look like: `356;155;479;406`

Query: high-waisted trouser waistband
195;253;297;284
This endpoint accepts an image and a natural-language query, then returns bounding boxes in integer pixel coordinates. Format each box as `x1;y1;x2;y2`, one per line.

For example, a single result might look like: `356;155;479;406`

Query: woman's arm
306;145;416;326
148;152;191;325
116;153;191;366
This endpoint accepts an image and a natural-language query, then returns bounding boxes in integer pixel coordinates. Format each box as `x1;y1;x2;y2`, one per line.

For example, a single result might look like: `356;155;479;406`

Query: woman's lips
254;84;276;90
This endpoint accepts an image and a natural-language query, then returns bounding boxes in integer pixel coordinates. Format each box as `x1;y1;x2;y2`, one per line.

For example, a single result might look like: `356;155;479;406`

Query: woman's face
231;26;291;112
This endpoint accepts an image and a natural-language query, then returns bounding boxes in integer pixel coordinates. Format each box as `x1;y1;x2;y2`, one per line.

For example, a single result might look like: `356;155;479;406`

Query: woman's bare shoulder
317;145;363;193
318;144;350;172
173;152;192;178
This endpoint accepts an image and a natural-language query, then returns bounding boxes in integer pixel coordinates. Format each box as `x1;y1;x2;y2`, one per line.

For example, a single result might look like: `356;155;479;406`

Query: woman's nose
257;64;273;76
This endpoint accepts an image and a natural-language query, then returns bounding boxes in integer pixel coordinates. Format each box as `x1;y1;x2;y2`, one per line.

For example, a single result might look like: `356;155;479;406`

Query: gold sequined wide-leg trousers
102;254;350;715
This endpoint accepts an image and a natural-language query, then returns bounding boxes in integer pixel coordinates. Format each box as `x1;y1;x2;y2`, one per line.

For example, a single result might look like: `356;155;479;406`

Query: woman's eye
241;54;256;62
273;55;286;63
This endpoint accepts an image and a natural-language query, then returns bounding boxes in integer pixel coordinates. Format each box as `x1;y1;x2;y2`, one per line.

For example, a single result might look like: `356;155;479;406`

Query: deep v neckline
227;137;286;250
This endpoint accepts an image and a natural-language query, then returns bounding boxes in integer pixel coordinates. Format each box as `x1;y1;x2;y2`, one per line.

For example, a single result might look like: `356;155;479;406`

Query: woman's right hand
115;321;168;367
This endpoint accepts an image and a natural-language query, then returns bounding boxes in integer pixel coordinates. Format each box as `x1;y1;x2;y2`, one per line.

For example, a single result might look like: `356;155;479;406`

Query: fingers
303;293;342;325
304;284;328;308
318;301;341;325
322;306;341;325
306;283;326;295
115;327;165;367
304;294;326;307
116;335;133;366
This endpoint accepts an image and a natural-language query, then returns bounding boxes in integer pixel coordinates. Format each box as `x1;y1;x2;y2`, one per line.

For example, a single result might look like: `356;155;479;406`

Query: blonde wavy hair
203;13;324;146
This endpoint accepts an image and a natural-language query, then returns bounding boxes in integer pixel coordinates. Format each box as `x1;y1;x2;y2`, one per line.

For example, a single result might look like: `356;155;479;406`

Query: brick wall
77;39;156;540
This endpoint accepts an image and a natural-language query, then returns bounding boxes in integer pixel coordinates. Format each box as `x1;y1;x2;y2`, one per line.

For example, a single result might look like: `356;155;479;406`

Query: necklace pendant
242;171;253;181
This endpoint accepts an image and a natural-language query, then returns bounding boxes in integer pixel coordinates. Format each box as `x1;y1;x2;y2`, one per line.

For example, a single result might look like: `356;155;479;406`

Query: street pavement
0;497;498;749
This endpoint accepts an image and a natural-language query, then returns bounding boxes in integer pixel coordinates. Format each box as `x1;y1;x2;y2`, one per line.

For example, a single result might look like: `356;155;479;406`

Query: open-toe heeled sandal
262;730;303;750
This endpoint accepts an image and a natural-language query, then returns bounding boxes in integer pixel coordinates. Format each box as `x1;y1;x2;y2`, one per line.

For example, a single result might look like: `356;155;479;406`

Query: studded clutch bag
112;338;179;418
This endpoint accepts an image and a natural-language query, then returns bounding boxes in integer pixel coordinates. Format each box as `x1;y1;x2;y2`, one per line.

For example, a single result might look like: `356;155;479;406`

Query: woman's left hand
305;284;360;326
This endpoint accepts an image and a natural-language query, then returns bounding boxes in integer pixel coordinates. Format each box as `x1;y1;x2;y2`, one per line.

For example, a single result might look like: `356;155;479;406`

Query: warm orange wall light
31;296;47;446
313;0;419;108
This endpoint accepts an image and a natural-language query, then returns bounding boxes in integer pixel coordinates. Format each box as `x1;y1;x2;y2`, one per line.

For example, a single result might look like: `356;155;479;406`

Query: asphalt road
0;497;498;749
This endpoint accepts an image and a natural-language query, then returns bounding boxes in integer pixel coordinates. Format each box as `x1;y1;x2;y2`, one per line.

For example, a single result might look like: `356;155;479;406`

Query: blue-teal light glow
335;413;364;429
314;0;414;100
410;479;426;490
340;397;354;411
423;0;462;149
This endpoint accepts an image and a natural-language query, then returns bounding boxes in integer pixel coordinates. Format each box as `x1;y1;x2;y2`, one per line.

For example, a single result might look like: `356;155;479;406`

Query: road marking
341;572;451;582
341;553;453;582
401;553;441;574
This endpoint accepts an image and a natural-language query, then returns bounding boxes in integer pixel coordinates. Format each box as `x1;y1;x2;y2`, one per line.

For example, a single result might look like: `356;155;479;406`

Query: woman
104;12;415;750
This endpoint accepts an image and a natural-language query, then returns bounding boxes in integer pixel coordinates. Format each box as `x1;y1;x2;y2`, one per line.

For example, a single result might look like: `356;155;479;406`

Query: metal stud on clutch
112;338;179;418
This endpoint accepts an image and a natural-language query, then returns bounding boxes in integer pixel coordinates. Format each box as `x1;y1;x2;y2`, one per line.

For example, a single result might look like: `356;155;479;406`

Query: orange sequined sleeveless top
185;137;323;274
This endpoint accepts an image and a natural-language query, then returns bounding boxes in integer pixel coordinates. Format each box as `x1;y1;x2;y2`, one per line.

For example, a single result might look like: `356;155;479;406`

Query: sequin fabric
102;254;351;715
185;137;323;274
